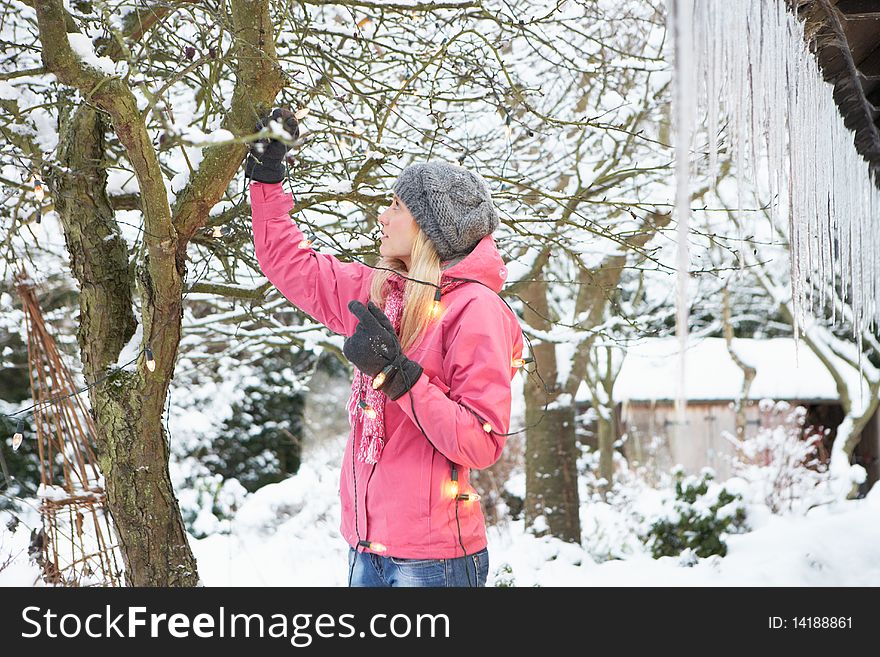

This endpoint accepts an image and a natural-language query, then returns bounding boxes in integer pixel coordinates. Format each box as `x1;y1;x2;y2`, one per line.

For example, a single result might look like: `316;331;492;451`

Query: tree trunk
723;287;756;440
597;413;616;485
33;0;286;585
51;101;199;586
521;276;581;543
95;376;198;585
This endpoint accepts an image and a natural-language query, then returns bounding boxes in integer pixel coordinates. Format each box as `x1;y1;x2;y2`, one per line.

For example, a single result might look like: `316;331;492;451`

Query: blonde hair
369;227;442;353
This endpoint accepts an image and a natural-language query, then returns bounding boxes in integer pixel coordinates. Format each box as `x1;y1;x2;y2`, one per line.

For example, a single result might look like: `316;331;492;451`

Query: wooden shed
574;337;879;494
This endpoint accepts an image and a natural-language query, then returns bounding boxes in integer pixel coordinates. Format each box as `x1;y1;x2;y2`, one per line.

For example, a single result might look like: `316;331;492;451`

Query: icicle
706;5;720;192
734;7;747;271
668;0;696;429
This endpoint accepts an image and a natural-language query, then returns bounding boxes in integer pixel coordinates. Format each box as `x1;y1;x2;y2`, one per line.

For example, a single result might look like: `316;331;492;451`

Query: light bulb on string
294;107;310;120
430;287;442;318
358;539;386;553
456;492;481;502
447;464;459;498
12;418;24;451
298;232;315;249
358;399;376;419
31;208;44;238
372;364;395;390
482;422;492;433
512;356;533;368
446;479;460;499
145;346;156;372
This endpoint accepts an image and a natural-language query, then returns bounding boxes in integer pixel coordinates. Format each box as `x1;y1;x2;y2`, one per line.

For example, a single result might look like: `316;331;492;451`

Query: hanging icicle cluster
669;0;880;419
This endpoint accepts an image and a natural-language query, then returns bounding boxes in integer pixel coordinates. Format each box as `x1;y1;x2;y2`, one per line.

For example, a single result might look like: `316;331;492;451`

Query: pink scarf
346;273;465;464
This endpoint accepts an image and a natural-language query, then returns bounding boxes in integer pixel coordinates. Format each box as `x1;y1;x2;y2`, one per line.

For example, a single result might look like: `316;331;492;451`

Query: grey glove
245;108;300;184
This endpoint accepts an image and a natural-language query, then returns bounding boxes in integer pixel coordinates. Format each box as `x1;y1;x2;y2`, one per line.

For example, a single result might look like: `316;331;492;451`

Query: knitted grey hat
393;161;499;262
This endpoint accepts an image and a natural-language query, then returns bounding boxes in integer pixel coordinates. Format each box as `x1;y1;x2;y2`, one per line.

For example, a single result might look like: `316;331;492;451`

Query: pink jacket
250;181;524;559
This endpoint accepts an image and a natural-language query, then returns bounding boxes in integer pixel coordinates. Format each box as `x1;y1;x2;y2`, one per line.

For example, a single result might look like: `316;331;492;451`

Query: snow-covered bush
641;466;748;559
169;347;316;538
578;444;664;562
199;348;314;493
0;516;19;576
176;472;248;539
493;562;516;587
722;399;831;515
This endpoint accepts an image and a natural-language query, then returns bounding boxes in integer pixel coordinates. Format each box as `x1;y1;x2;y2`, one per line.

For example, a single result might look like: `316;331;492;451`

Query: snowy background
2;0;879;587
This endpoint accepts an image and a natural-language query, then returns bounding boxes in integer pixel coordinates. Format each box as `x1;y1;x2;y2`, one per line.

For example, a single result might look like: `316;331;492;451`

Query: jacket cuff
249;181;294;219
381;358;423;401
388;369;429;404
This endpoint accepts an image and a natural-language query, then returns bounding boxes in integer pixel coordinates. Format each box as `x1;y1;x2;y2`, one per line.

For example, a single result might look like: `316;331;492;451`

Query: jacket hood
440;234;508;293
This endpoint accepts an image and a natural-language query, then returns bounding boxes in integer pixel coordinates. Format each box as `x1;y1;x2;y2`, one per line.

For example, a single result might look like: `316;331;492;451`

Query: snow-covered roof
591;337;843;403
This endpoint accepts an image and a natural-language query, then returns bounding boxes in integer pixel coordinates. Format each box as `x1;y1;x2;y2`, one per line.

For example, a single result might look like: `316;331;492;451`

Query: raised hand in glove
343;300;424;401
245;108;301;184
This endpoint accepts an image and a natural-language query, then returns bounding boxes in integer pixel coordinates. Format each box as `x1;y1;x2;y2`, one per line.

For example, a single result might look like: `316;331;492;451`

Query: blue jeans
347;546;489;587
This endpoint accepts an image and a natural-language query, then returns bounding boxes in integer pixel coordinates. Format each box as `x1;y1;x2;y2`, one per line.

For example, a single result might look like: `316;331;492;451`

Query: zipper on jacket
362;462;377;543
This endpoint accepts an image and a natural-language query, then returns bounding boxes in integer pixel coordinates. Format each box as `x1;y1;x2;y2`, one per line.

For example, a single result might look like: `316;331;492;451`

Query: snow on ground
2;428;879;587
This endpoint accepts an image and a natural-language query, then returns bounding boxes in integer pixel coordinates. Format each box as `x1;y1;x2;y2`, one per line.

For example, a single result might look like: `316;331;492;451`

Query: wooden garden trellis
13;267;121;586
